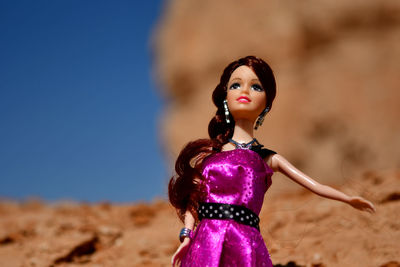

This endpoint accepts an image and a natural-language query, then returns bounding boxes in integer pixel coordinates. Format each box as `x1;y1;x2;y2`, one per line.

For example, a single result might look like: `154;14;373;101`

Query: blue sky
0;1;168;202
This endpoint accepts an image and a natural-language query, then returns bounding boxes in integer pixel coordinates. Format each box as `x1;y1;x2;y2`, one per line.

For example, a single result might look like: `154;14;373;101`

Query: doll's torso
181;148;275;267
201;148;274;215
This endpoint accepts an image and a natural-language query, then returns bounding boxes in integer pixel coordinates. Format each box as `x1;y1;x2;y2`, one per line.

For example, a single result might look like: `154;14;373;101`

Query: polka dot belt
198;202;260;231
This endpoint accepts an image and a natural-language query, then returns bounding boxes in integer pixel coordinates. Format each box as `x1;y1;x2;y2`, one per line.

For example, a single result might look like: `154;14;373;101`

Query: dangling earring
223;99;230;124
254;107;270;130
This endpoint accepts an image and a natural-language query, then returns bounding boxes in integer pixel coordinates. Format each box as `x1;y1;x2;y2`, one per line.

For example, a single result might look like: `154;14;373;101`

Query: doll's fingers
174;259;181;267
369;202;376;213
172;253;179;267
367;203;376;213
171;255;176;266
368;205;376;213
367;208;374;213
369;208;375;213
363;206;375;214
363;200;376;213
172;250;183;267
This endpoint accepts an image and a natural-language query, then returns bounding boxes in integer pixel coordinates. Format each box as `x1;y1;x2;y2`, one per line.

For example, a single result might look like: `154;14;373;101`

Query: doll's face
226;65;267;122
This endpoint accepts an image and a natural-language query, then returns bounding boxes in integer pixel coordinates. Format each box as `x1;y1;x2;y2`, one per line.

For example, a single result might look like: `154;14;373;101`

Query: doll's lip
237;96;251;103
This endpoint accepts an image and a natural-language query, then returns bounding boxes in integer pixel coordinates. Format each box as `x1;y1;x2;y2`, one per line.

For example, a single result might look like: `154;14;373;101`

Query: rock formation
153;0;400;192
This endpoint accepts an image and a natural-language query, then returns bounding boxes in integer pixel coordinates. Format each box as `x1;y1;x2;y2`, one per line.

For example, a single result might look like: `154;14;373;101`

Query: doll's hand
348;196;376;213
171;238;191;267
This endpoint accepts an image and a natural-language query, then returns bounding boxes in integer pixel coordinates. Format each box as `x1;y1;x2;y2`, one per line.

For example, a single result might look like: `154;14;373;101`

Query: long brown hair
168;56;276;222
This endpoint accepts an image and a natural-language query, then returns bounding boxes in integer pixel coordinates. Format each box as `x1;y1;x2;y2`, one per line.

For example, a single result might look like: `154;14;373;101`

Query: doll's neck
231;119;254;143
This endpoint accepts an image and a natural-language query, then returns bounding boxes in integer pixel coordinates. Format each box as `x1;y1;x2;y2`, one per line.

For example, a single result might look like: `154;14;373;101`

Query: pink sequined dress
181;148;275;267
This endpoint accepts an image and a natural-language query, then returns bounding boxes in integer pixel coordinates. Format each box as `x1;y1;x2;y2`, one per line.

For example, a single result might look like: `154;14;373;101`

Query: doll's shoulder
251;143;277;170
251;143;277;159
257;148;277;158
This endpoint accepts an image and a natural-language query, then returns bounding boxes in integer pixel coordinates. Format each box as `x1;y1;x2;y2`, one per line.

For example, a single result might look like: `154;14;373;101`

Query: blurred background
0;1;399;266
1;0;400;203
155;0;400;196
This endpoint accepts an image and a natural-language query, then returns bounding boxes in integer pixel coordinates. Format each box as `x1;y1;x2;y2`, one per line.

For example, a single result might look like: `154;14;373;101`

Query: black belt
198;202;260;231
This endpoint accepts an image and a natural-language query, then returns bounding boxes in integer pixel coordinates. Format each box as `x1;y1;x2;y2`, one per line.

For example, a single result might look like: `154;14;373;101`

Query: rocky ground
1;169;399;267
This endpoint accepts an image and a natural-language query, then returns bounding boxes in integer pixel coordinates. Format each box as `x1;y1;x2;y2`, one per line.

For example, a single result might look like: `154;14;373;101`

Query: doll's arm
171;210;195;266
270;154;376;213
183;210;195;232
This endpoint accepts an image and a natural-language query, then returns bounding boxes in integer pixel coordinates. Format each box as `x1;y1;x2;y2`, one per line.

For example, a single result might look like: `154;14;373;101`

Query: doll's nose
240;84;250;94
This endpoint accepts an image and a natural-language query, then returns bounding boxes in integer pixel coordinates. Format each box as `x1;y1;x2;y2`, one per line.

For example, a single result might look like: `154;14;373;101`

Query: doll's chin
230;114;258;123
230;110;262;121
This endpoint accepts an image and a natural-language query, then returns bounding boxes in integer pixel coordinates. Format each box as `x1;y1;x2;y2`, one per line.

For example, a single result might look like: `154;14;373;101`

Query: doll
168;56;375;267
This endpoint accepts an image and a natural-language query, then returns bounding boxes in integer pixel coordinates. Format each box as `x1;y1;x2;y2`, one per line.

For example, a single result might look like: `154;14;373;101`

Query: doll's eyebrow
229;78;242;82
229;78;260;84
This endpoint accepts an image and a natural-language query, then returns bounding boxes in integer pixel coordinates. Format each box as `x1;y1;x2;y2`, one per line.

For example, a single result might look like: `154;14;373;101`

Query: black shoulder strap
257;148;277;159
250;141;277;159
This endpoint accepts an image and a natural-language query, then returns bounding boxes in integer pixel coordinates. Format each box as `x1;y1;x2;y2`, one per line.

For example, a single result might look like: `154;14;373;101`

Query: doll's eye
251;84;264;92
229;83;240;90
